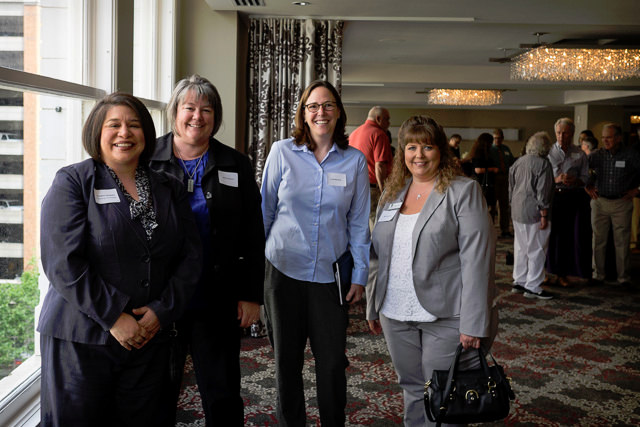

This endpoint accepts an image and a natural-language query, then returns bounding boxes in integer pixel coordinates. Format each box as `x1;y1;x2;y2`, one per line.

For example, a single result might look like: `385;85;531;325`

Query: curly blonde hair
381;115;462;205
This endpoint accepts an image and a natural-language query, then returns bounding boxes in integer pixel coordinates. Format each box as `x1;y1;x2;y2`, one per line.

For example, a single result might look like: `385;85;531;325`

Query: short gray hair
526;131;552;156
167;74;223;137
554;117;575;134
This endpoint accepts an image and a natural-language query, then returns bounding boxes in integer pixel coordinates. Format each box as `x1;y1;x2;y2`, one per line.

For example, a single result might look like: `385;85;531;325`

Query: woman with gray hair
509;131;555;299
150;74;265;425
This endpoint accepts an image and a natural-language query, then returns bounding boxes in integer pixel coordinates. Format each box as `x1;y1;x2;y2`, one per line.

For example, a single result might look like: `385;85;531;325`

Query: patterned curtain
247;18;344;183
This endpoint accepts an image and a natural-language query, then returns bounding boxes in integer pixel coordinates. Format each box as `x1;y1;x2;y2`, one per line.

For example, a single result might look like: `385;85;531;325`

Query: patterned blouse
106;165;158;240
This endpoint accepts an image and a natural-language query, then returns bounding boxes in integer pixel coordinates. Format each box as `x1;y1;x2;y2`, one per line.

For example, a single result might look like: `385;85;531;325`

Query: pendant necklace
176;147;205;193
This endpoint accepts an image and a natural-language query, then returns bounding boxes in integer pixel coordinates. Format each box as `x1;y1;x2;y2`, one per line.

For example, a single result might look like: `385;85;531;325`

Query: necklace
412;180;434;200
175;147;206;192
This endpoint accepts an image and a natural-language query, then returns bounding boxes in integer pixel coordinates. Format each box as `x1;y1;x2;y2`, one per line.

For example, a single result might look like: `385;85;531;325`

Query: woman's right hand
109;312;148;350
368;319;382;335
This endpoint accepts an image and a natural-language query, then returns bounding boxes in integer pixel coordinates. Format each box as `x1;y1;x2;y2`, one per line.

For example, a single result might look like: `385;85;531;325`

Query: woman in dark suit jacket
150;74;265;426
38;93;201;427
366;116;497;427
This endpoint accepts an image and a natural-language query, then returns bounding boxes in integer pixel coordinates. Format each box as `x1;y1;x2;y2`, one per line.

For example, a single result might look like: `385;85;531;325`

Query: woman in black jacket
150;74;265;426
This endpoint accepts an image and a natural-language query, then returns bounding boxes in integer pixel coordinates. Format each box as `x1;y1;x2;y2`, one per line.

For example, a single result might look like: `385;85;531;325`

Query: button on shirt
588;146;640;198
261;138;370;285
547;142;589;189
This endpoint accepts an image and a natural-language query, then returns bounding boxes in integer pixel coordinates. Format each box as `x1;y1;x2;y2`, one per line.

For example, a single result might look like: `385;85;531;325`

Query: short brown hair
82;92;156;163
292;80;348;151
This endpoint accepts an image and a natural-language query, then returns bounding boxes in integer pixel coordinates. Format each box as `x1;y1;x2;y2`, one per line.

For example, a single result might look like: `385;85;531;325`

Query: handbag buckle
465;389;479;403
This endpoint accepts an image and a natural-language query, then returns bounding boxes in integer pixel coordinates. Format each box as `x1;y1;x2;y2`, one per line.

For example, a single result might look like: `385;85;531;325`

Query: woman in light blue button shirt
261;80;370;426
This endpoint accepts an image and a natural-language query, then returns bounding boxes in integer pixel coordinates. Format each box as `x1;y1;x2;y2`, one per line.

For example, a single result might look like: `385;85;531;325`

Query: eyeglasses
303;102;336;113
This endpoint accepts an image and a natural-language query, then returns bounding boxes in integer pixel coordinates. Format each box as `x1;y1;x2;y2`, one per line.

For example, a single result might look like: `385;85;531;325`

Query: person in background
448;133;462;160
366;115;497;427
261;80;370;426
469;132;499;210
349;105;393;227
509;132;555;299
39;92;201;426
490;128;516;237
546;117;591;287
586;123;640;286
581;136;598;156
150;74;265;426
579;129;595;145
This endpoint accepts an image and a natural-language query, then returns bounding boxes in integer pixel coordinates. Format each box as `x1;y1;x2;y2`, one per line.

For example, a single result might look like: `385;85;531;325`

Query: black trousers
263;261;349;427
546;188;592;278
40;334;172;427
168;305;244;427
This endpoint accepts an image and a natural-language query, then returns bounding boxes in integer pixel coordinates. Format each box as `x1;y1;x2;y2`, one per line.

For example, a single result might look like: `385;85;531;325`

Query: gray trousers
380;315;490;427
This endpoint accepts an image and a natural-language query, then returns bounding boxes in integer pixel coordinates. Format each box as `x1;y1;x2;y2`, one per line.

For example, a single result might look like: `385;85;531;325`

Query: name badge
378;209;398;222
218;171;239;187
571;152;582;159
94;188;120;204
615;160;626;168
327;172;347;187
389;202;403;210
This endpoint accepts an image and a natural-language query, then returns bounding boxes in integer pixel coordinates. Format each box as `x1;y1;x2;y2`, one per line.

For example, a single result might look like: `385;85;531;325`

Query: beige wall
177;0;242;149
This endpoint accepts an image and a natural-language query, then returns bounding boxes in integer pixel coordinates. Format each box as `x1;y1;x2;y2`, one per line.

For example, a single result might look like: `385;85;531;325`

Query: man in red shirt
349;106;393;224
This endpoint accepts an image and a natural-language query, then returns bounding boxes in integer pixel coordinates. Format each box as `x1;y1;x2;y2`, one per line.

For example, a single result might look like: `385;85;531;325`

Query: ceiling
205;0;640;111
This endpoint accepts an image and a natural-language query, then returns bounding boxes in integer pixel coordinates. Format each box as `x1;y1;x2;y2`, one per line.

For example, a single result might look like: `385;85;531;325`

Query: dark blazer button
140;279;150;288
142;255;151;263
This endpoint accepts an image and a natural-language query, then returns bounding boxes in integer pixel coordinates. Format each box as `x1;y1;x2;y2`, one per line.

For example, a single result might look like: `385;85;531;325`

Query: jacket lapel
149;169;171;246
94;163;148;245
411;178;446;257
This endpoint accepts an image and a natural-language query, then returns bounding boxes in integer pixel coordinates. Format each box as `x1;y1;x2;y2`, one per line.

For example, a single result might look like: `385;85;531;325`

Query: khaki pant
591;197;634;283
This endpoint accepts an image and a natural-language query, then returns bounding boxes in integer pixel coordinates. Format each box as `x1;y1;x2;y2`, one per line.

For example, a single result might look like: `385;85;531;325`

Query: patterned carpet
176;231;640;426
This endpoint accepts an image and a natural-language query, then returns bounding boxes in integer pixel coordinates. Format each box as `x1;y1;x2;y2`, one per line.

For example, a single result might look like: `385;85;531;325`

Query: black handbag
424;344;515;426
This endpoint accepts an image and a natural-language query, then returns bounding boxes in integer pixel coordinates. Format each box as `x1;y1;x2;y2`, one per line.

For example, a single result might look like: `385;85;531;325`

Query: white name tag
218;171;239;187
389;202;403;210
378;209;398;222
615;160;626;168
571;152;582;159
327;172;347;187
94;188;120;204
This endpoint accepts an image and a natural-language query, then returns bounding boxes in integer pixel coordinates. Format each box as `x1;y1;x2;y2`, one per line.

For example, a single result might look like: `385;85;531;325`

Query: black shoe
511;284;526;293
524;289;554;300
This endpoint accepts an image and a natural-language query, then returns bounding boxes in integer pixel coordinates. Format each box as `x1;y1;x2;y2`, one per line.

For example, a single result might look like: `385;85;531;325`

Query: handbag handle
439;344;497;421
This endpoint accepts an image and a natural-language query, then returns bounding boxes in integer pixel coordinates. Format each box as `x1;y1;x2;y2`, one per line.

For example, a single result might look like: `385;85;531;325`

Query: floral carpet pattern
176;232;640;426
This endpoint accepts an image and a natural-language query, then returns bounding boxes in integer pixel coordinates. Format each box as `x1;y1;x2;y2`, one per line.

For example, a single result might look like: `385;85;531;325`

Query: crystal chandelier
510;47;640;82
427;89;503;106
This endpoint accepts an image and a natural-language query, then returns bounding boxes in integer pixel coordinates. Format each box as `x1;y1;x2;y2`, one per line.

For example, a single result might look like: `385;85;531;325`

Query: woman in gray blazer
366;116;497;426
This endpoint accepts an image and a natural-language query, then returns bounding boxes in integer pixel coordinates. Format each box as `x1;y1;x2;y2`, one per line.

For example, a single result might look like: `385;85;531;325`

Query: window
0;1;175;424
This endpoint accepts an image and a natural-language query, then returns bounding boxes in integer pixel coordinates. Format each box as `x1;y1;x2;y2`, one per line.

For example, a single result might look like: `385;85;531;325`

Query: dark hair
580;129;595;139
449;133;462;141
82;92;156;163
469;133;494;160
493;128;504;138
292;80;348;150
382;115;460;203
167;74;223;137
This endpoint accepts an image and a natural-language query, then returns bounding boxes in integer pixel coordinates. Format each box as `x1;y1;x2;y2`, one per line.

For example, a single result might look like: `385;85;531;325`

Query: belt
601;194;623;200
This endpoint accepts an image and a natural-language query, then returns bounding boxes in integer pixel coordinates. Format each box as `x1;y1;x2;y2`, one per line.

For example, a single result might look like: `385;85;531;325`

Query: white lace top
380;212;438;322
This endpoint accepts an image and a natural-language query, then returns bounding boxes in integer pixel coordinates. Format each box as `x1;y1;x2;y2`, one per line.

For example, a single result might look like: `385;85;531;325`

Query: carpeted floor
176;230;640;426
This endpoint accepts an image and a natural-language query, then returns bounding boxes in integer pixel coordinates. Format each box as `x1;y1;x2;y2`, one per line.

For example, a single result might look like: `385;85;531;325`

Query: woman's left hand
346;284;365;304
238;301;261;328
132;306;160;345
460;333;481;349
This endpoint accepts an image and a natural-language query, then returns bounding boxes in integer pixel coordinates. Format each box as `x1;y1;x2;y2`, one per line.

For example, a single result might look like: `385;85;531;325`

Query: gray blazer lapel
411;181;446;257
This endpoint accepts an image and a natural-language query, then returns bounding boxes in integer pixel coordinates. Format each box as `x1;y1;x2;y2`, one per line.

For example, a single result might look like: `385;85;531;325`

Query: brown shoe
557;276;572;287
